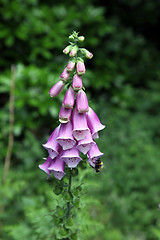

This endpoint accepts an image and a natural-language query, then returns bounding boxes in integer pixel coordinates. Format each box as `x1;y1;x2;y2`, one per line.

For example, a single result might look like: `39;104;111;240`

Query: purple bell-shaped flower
42;126;60;159
56;121;76;150
48;154;66;180
61;146;82;168
72;107;89;141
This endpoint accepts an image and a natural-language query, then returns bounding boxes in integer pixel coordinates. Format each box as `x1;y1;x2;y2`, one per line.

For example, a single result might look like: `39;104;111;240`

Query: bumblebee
94;159;103;173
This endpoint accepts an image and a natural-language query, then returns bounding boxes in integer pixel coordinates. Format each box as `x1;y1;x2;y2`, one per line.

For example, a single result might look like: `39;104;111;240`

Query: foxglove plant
39;31;105;239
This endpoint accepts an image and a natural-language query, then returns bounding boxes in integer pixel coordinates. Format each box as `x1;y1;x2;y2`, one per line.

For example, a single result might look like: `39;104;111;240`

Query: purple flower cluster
39;41;105;180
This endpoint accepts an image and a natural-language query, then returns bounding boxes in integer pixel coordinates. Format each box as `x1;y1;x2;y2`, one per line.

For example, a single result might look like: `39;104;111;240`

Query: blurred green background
0;0;160;239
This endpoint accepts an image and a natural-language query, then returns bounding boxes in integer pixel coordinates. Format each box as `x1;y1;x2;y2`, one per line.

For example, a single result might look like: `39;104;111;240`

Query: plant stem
3;65;15;184
67;169;72;218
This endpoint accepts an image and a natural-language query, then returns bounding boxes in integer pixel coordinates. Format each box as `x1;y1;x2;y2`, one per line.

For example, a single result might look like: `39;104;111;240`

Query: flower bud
78;36;85;42
76;60;86;75
81;48;93;59
59;105;72;123
49;81;65;97
69;35;74;40
72;74;83;91
76;89;89;113
69;46;78;57
66;60;75;72
60;67;71;81
62;86;75;109
63;45;71;54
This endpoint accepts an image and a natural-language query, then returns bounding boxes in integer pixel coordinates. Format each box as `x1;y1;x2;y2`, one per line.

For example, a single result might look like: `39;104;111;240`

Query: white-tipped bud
78;36;85;42
69;35;74;40
69;46;78;57
80;48;93;59
63;45;72;54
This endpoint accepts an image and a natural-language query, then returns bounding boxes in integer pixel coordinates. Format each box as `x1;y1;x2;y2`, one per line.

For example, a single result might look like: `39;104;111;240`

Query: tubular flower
76;89;89;113
42;126;60;159
39;156;52;176
49;81;65;98
76;60;86;75
61;146;82;168
60;67;71;81
72;74;83;91
86;107;105;139
76;131;95;155
62;86;75;109
59;105;72;123
56;121;76;150
87;144;103;167
48;154;66;180
72;107;89;141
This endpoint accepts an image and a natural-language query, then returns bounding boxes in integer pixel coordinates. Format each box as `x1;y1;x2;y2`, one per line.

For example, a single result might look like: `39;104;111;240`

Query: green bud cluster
63;31;93;62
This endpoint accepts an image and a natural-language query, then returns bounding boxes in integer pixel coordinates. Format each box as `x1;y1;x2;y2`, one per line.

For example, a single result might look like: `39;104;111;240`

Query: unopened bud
69;35;74;40
81;48;93;59
66;60;75;72
72;74;83;91
76;60;86;75
59;105;72;123
49;81;65;97
63;45;71;54
69;46;78;57
78;36;85;42
60;67;71;81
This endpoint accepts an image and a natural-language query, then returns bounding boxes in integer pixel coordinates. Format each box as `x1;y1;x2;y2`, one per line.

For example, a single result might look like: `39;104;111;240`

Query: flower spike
41;32;105;179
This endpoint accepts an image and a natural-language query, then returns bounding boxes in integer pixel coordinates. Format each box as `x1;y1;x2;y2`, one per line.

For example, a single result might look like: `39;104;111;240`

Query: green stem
67;169;72;218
